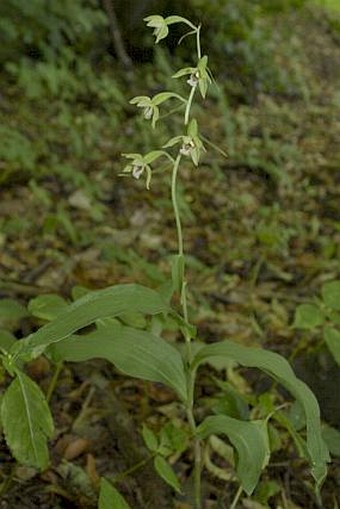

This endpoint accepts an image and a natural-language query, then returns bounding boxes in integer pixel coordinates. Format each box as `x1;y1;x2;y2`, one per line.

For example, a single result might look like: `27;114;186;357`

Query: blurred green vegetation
1;0;338;189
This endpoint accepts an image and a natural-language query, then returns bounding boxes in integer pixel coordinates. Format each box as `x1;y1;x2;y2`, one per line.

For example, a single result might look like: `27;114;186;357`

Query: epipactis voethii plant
0;14;329;509
118;14;329;508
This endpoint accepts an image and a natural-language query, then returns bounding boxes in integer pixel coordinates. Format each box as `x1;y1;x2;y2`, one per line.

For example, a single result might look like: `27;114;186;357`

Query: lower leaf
1;371;54;470
49;323;188;402
192;340;330;489
197;415;269;495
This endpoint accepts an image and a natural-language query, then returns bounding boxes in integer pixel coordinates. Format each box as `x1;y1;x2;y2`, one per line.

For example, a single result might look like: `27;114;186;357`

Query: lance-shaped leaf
1;371;54;470
49;323;188;402
197;415;270;495
192;341;330;489
154;456;182;493
12;284;169;361
99;478;132;509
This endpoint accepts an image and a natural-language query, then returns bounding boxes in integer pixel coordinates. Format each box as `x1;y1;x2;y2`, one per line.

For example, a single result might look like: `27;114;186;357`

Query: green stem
46;361;63;403
0;464;17;496
196;24;202;60
171;154;184;256
171;153;201;509
185;85;197;126
110;455;154;484
230;485;243;509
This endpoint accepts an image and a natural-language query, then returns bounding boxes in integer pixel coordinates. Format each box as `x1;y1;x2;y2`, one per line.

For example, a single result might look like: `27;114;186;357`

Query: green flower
130;92;186;128
130;96;159;128
172;56;211;98
144;15;169;44
163;119;205;166
121;151;174;189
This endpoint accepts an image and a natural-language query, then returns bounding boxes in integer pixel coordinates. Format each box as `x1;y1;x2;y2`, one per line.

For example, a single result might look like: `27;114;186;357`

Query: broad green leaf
11;284;169;361
192;341;330;488
293;304;324;330
119;312;147;329
154;455;181;493
1;371;54;469
49;323;187;402
99;478;131;509
28;294;69;321
324;326;340;366
322;280;340;310
197;415;269;495
142;424;159;452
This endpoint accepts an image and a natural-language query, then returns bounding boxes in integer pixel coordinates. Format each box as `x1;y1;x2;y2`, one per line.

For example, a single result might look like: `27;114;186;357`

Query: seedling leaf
142;424;159;452
154;456;181;493
99;478;131;509
293;304;324;329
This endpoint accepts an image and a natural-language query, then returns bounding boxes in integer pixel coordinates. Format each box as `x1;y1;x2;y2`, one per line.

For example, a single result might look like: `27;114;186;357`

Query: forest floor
0;5;339;509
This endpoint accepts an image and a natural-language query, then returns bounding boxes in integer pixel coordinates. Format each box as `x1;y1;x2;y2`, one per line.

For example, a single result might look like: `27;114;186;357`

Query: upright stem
168;22;204;509
196;25;202;60
185;85;197;126
46;361;63;403
171;153;202;509
171;154;184;256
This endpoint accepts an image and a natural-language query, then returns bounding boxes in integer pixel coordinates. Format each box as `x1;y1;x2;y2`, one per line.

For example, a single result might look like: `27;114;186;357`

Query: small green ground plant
293;279;340;367
0;14;330;509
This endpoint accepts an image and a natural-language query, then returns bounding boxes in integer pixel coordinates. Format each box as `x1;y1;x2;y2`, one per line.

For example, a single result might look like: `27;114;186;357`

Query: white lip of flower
180;139;196;156
131;162;145;179
187;72;199;87
143;106;153;119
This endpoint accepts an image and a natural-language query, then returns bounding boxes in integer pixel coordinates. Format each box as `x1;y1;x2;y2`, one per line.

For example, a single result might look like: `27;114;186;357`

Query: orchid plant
0;14;329;509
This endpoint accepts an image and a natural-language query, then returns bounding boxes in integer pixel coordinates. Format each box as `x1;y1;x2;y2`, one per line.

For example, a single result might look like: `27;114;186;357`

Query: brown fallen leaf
86;453;100;487
63;437;91;461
